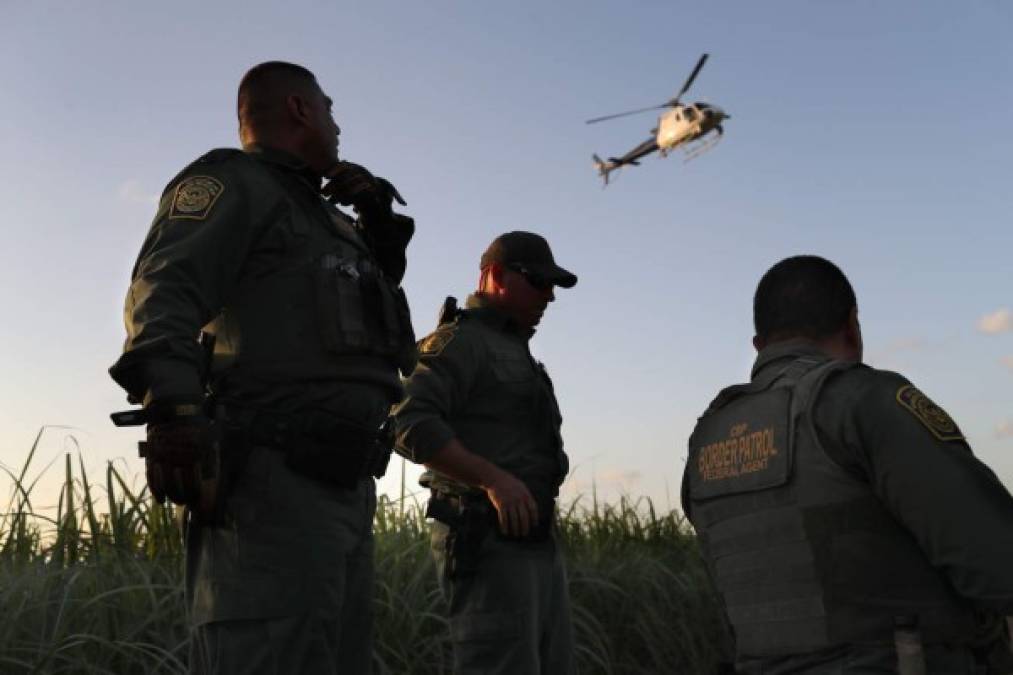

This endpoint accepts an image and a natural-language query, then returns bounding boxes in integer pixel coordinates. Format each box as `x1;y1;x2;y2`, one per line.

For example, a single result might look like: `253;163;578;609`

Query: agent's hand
142;401;214;506
321;161;379;207
422;439;536;537
322;162;407;212
483;471;539;538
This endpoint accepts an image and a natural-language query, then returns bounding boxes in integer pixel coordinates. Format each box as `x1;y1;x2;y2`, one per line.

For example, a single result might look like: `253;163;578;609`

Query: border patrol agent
682;255;1013;674
109;62;415;674
392;231;577;674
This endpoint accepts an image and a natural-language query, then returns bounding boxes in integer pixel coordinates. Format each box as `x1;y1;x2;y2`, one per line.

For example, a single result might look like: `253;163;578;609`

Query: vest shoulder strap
701;355;827;418
790;359;863;421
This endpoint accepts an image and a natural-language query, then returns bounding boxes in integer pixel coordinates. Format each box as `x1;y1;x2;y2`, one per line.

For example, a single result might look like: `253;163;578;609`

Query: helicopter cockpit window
683;108;697;121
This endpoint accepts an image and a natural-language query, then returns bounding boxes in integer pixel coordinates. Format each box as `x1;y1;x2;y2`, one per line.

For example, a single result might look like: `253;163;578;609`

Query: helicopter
588;53;728;184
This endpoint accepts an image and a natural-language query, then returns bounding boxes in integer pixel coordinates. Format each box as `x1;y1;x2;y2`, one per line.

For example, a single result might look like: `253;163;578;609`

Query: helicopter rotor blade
669;53;709;106
585;104;669;125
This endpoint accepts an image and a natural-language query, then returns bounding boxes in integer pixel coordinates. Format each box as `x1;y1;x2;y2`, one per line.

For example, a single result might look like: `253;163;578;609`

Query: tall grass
0;444;729;674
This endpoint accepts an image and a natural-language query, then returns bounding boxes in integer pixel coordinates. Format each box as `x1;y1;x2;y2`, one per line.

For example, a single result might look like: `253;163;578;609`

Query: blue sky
1;1;1010;511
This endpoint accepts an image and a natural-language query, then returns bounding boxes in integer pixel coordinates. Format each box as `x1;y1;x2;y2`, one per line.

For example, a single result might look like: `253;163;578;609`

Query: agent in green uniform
109;62;416;674
392;231;577;675
682;255;1013;674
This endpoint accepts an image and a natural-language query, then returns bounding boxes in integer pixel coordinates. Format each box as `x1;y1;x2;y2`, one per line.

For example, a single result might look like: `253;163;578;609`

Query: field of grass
0;442;730;674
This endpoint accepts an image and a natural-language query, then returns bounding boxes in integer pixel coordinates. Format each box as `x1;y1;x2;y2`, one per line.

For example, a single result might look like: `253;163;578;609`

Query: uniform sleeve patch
419;330;454;356
896;385;964;442
169;176;224;220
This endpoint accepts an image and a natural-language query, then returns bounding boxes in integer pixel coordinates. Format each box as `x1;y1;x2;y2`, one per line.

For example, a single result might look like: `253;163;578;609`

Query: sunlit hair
237;61;317;137
753;255;856;341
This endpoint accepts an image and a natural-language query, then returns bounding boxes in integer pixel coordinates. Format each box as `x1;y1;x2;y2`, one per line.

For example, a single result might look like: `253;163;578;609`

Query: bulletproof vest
686;356;977;659
204;152;416;388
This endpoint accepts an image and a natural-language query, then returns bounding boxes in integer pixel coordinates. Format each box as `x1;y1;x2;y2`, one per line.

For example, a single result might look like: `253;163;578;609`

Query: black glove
321;161;406;213
141;400;217;509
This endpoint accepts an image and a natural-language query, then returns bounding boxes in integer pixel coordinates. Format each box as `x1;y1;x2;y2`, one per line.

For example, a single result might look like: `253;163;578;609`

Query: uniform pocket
490;356;538;420
227;447;273;525
490;356;534;383
315;255;369;351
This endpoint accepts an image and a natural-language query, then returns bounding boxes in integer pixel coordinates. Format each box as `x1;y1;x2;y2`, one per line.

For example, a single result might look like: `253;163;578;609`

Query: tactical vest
685;356;977;659
204;151;416;390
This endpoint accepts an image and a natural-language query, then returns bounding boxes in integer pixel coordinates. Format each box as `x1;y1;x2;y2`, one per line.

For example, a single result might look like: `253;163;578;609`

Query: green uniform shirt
109;145;413;425
392;293;568;499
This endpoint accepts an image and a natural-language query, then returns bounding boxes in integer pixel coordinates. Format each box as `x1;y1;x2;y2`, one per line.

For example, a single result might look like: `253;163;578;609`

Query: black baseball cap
480;231;578;289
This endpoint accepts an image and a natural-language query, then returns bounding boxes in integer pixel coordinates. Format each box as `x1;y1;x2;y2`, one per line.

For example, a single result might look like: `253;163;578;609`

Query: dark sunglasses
507;264;553;291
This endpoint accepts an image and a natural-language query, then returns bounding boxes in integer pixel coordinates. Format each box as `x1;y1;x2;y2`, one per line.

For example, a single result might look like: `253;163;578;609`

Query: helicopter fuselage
656;102;728;150
588;53;727;184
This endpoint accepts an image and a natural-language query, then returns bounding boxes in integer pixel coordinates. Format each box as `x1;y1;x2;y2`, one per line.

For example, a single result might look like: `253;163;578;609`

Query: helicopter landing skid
682;133;722;162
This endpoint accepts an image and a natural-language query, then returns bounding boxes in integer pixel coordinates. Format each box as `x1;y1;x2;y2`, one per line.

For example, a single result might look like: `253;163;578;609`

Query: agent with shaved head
682;255;1013;674
110;61;416;673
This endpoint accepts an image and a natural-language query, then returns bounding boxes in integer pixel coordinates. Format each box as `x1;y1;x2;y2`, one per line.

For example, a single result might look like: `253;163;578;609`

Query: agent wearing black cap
393;231;577;673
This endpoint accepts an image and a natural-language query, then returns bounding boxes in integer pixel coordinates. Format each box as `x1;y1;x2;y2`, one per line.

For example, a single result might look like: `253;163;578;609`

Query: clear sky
1;1;1010;512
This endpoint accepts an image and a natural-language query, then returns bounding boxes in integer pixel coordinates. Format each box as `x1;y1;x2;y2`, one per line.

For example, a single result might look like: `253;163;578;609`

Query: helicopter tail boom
592;154;617;185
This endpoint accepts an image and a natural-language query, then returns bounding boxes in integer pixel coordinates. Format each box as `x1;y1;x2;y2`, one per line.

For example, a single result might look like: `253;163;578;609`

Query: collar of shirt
464;293;536;341
751;339;832;380
243;143;323;190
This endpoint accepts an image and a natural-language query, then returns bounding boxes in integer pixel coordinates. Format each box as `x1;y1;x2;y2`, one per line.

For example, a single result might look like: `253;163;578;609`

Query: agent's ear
487;263;507;289
479;264;506;294
752;335;765;353
286;93;311;126
478;266;492;292
845;306;864;360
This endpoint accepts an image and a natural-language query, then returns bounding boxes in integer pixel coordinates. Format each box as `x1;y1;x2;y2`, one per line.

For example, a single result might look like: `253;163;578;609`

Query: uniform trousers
430;521;574;675
186;446;376;674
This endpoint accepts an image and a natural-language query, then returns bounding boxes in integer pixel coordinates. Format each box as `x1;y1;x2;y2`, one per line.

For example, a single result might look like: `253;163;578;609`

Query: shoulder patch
896;385;964;442
419;330;455;356
169;176;224;220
